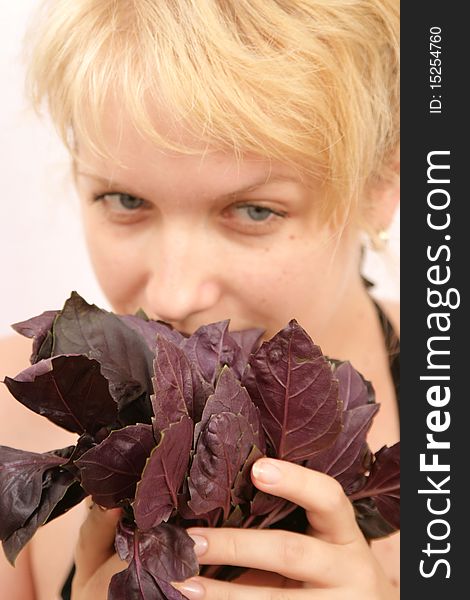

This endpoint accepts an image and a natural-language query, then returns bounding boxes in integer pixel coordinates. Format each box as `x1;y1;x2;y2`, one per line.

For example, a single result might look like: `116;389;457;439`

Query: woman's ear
362;172;400;251
374;179;400;230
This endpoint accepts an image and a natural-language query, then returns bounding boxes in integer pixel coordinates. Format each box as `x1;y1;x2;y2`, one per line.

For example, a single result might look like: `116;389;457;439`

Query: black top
60;298;400;599
372;297;400;415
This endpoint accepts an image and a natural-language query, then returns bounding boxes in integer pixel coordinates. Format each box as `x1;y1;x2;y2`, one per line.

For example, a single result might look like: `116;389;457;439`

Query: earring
370;228;389;251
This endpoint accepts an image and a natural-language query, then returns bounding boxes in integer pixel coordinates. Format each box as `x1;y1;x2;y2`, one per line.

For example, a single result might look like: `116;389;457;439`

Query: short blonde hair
25;0;399;225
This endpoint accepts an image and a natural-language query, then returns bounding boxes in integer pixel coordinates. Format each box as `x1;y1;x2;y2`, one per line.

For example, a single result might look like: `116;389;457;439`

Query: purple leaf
151;337;193;431
353;498;397;539
68;433;97;461
11;310;59;364
43;480;88;524
109;567;187;600
108;564;160;600
134;416;193;530
119;314;188;352
250;491;278;516
182;321;245;384
75;424;156;508
229;328;265;367
307;405;377;492
246;320;342;462
0;446;69;541
189;412;260;519
190;369;214;425
112;520;198;591
333;361;374;411
305;362;379;494
250;490;290;518
2;468;76;564
4;355;117;435
195;366;265;452
223;505;244;528
138;523;199;582
349;443;400;530
176;485;223;527
231;444;264;506
50;292;154;412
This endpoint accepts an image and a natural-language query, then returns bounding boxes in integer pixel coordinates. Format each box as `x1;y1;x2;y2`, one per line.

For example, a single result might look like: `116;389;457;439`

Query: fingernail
175;578;205;599
188;533;208;557
252;459;282;484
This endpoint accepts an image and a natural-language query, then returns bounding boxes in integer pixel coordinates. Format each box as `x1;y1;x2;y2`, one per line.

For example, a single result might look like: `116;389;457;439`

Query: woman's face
75;114;364;353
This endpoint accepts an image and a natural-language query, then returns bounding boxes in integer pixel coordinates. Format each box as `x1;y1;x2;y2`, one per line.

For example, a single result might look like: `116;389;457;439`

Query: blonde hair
25;0;399;225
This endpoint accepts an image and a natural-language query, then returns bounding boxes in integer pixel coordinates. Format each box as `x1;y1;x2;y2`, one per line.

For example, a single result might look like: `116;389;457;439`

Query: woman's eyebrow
221;176;302;198
75;171;125;189
75;170;301;198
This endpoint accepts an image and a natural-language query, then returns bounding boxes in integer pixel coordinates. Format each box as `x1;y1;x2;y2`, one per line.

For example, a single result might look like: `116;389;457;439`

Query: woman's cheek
238;250;303;317
85;232;146;313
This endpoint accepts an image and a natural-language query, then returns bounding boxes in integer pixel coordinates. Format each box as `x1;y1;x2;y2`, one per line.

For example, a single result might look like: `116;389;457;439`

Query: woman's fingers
180;459;367;590
185;527;344;585
73;504;123;586
251;459;362;545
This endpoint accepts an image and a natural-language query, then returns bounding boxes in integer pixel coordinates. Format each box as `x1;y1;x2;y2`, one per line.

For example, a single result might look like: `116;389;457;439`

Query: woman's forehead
76;91;307;176
74;107;307;196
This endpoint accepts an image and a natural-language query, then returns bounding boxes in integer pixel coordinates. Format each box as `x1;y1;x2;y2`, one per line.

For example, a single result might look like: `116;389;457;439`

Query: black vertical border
401;4;467;598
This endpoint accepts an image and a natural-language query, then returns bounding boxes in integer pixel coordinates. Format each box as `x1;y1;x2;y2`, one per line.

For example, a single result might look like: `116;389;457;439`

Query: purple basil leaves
109;520;198;600
4;355;117;436
306;361;379;493
349;443;400;537
0;292;400;599
245;320;342;462
134;416;193;530
76;423;157;509
11;309;59;364
0;446;77;563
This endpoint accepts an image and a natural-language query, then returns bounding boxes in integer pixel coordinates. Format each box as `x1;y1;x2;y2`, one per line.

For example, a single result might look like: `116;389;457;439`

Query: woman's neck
320;275;400;447
318;276;381;368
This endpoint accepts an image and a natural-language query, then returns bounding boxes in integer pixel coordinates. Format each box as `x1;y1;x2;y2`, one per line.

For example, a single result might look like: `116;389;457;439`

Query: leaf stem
348;482;399;502
256;501;295;529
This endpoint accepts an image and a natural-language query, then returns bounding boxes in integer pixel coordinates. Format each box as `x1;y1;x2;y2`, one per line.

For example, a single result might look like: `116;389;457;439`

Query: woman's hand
70;460;399;599
71;504;126;600
173;459;399;600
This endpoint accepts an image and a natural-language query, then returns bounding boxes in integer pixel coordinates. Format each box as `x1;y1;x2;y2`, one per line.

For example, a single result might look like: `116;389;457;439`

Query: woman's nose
143;224;223;327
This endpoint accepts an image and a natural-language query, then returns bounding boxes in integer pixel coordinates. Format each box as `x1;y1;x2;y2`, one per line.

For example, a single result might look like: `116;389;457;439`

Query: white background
0;1;399;340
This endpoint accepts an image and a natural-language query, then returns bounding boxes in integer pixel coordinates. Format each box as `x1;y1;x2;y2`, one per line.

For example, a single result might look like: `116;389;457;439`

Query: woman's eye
93;193;146;212
218;201;286;236
236;205;275;222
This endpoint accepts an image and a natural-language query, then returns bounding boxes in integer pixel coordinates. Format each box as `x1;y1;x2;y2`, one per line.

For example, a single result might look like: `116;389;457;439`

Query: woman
0;0;400;598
